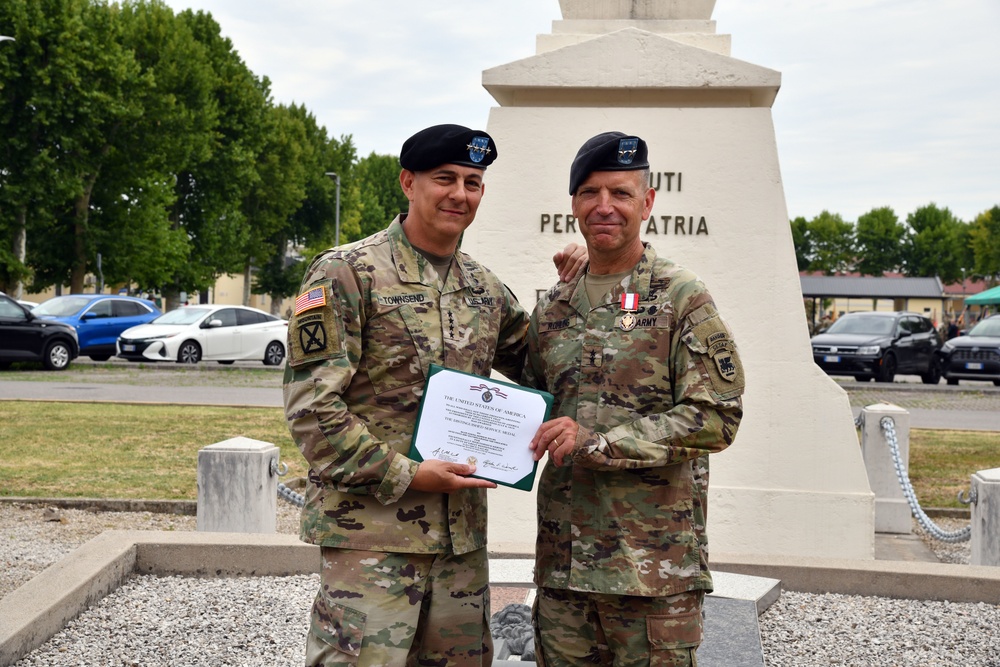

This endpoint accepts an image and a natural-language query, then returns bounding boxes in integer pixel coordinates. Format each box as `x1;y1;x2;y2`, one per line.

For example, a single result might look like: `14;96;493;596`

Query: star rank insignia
467;136;492;164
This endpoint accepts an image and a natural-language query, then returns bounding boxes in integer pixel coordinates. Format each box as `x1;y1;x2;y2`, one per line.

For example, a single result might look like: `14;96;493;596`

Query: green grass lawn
0;401;305;500
909;429;1000;508
0;401;996;508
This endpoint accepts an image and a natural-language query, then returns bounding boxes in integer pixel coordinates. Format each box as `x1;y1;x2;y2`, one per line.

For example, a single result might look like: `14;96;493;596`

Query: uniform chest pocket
461;301;499;376
364;306;425;394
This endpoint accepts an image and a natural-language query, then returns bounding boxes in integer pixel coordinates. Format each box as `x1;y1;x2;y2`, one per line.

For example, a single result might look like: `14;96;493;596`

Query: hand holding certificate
409;365;553;491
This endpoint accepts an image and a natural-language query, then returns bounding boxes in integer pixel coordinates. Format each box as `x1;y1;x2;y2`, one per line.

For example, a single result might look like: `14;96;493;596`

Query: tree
0;0;129;295
353;152;409;242
854;206;905;276
807;211;854;275
252;115;358;311
87;0;220;293
43;0;155;294
790;216;811;271
969;205;1000;284
901;203;968;282
239;103;311;307
157;7;271;309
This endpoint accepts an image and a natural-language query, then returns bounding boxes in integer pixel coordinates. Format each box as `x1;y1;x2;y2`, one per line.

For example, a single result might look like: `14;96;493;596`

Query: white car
116;305;287;365
0;290;39;310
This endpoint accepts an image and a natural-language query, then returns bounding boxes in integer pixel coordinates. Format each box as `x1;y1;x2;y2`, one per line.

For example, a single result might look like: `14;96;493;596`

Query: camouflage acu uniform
283;215;529;665
522;243;744;665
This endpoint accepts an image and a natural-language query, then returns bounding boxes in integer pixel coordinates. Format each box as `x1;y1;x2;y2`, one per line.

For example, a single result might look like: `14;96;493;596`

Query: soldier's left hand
530;417;581;467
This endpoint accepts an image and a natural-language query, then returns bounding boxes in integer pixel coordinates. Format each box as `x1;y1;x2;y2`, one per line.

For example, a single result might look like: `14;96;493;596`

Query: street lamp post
324;172;341;247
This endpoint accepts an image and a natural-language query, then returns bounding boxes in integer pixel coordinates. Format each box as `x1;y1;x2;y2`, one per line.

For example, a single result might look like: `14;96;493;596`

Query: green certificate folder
409;364;553;491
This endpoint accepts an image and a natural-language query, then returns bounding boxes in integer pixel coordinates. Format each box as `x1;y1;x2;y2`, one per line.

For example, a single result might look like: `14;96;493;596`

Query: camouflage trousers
305;546;493;667
532;587;704;667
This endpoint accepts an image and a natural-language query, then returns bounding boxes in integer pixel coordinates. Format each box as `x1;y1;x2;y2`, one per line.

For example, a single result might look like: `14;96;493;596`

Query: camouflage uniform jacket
283;215;529;555
522;243;745;597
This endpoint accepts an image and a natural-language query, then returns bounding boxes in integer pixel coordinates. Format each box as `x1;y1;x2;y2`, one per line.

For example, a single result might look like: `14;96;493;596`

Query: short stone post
197;436;279;533
860;403;911;534
971;467;1000;567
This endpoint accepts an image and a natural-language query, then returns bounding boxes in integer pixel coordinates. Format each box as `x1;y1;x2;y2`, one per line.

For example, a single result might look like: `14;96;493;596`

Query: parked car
116;305;287;365
811;311;942;383
0;290;39;310
0;294;79;370
31;294;161;361
939;314;1000;386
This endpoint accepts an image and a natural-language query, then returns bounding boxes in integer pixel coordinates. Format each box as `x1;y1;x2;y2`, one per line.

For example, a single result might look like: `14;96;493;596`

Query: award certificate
409;364;553;491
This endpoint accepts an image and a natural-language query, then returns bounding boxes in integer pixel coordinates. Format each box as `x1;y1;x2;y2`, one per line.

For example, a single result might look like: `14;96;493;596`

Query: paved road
0;380;282;407
2;372;999;431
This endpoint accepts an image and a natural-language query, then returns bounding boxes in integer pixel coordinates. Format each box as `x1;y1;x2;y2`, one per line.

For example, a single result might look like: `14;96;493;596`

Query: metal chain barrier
270;458;306;508
278;482;305;507
880;416;972;543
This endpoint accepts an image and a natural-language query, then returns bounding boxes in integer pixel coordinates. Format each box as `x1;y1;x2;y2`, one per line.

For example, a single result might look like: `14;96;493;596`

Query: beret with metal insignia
569;131;649;194
399;124;498;172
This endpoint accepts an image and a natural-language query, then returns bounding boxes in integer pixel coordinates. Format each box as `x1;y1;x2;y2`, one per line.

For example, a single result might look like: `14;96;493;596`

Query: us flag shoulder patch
294;286;327;315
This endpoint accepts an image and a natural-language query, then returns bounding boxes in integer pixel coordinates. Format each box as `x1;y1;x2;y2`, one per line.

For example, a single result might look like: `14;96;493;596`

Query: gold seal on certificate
409;364;553;491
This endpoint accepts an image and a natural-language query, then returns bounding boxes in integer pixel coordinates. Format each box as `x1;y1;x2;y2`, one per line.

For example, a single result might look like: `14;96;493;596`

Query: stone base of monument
492;595;766;665
488;561;778;665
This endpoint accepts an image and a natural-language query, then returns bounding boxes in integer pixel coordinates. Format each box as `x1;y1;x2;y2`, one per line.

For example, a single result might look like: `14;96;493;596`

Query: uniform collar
560;242;658;314
388;214;476;294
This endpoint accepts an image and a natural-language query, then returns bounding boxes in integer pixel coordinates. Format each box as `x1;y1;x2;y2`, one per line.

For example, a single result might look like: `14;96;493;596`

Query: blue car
32;295;161;361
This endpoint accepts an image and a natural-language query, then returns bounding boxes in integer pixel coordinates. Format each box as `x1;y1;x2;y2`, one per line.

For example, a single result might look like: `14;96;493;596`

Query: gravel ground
2;503;995;666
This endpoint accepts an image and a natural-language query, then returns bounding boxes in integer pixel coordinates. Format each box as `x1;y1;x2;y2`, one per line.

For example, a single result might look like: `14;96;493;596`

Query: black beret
399;124;497;172
569;131;649;194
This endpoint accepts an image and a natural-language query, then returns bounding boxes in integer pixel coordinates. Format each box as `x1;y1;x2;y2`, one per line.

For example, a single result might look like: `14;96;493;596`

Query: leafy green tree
790;216;811;271
969;205;1000;284
50;0;154;294
157;7;271;309
253;112;358;311
854;206;905;276
901;204;968;282
87;0;220;293
239;103;311;306
0;0;129;295
807;211;854;275
353;152;409;241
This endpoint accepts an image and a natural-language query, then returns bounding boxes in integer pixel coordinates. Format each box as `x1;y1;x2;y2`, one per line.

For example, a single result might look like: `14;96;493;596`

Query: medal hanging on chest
619;292;639;331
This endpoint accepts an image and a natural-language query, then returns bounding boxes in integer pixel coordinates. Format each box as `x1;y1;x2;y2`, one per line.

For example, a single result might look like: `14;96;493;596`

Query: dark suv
0;294;80;370
811;311;942;383
939;314;1000;386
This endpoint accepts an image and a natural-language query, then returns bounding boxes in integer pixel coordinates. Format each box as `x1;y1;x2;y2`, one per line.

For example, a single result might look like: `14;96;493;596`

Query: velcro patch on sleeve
691;314;745;399
288;280;343;367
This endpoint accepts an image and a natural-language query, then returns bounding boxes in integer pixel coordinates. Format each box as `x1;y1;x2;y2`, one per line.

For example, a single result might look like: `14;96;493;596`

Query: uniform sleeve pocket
310;592;366;658
647;608;703;650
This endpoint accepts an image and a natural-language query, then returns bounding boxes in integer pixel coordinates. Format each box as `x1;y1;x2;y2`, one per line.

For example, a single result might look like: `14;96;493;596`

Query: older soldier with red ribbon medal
522;132;745;667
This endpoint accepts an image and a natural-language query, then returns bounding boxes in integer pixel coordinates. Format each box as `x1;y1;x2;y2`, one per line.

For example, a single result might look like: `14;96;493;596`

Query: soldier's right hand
410;460;498;493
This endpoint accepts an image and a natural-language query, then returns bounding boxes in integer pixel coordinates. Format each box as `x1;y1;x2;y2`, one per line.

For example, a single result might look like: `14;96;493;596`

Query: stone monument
465;0;874;560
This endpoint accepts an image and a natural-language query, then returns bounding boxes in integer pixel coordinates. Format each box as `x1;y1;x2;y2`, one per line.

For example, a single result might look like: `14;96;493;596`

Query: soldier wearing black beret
399;123;498;172
568;130;649;194
524;131;745;666
283;123;584;667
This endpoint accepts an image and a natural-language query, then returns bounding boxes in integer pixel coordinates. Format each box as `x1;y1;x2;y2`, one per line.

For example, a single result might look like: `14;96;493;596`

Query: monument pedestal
470;1;874;560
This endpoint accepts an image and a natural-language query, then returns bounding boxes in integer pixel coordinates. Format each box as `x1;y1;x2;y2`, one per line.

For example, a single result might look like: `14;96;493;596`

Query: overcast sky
160;0;999;223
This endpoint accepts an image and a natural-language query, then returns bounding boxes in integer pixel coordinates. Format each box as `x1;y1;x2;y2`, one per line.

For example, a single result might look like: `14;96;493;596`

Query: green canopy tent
965;285;1000;306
